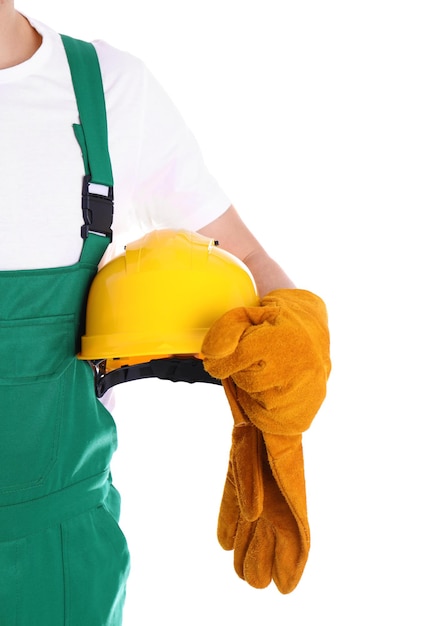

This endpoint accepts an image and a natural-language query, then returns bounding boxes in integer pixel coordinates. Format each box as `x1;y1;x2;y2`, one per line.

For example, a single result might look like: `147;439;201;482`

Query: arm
198;205;296;298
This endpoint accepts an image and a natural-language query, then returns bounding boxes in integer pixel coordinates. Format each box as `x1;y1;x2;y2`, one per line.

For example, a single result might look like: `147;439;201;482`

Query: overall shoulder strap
61;34;113;187
61;34;113;257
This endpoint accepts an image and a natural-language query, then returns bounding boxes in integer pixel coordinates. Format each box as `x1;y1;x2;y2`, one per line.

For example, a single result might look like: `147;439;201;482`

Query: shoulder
91;39;151;95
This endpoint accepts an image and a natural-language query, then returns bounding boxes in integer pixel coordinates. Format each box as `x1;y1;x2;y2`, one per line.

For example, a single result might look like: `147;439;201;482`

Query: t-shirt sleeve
95;40;231;235
133;65;231;231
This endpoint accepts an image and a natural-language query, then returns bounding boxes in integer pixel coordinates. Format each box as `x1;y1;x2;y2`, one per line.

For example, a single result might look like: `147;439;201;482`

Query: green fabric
0;38;128;625
73;122;90;176
0;257;130;625
61;34;114;186
0;506;128;625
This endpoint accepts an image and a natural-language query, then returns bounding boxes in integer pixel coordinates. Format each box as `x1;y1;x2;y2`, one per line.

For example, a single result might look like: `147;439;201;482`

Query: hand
202;288;331;436
202;288;330;592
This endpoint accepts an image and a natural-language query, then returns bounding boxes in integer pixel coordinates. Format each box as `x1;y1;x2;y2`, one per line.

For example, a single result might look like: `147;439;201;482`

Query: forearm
198;205;295;298
242;249;296;298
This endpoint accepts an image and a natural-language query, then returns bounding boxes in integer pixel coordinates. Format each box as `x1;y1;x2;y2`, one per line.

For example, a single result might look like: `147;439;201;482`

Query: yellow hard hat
78;229;258;393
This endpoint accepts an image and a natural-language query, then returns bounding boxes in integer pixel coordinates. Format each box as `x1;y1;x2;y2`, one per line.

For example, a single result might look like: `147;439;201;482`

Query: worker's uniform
0;38;129;625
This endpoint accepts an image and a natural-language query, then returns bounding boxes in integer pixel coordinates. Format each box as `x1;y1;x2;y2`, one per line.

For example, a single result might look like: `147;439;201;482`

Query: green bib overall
0;37;130;625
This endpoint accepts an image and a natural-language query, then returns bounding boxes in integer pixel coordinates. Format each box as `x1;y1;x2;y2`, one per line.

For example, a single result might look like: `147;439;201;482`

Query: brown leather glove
216;378;309;594
202;289;331;435
202;289;331;593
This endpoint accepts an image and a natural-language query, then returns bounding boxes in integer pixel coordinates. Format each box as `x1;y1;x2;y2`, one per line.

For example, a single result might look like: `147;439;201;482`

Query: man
0;3;294;294
0;3;330;624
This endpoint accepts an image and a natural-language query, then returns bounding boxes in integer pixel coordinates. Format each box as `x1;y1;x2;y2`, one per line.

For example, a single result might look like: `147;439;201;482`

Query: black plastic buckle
81;175;114;240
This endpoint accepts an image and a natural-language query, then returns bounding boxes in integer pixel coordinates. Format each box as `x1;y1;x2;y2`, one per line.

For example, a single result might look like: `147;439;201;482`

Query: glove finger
232;517;256;582
270;491;309;594
220;379;264;521
262;434;310;593
242;518;275;590
272;523;309;594
202;306;279;380
265;476;309;594
201;307;254;359
264;433;310;539
217;465;241;551
231;420;264;522
221;377;249;427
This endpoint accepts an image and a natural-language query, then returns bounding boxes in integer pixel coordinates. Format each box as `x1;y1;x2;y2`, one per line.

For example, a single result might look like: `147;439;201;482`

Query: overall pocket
0;314;75;493
63;505;130;626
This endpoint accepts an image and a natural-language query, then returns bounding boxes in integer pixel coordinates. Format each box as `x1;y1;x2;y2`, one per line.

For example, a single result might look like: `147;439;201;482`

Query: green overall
0;37;130;625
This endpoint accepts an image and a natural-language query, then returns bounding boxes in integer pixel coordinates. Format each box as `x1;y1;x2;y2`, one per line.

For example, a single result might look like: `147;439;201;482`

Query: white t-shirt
0;16;231;270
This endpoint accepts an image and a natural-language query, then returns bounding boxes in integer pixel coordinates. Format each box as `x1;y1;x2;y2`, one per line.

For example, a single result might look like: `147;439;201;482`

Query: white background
16;1;434;624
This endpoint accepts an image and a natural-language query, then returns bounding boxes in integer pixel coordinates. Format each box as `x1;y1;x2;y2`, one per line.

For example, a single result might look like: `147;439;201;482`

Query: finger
262;439;310;594
202;307;252;359
242;518;275;589
217;465;241;551
231;421;264;521
272;517;309;594
202;306;279;379
232;517;256;581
